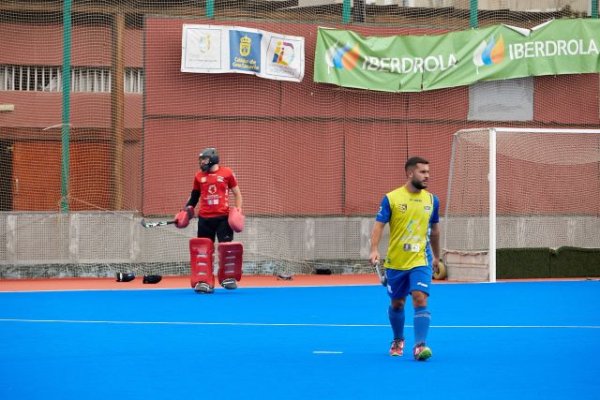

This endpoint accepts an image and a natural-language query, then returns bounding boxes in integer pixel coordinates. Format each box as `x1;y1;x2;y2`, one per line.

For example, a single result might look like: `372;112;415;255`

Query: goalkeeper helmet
199;147;219;172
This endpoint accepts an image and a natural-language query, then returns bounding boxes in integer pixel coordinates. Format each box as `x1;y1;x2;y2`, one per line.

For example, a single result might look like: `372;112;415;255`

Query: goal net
443;128;600;282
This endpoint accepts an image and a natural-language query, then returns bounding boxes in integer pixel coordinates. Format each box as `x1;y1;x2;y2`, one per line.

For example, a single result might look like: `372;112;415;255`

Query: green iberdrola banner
314;19;600;92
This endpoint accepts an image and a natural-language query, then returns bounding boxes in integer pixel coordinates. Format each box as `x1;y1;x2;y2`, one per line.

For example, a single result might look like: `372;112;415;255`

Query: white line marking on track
313;351;344;354
0;319;385;327
0;319;599;329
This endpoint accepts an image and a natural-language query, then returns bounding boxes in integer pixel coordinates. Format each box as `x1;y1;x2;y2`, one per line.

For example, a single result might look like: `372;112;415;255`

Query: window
0;65;143;93
72;68;111;93
125;68;143;93
0;65;61;92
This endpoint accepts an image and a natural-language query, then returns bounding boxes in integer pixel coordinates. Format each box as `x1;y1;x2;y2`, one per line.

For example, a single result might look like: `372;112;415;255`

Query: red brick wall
1;20;598;216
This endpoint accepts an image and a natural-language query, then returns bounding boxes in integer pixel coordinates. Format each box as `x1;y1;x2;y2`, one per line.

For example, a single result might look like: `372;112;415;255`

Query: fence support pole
470;0;478;28
343;0;351;23
207;0;214;18
61;0;72;212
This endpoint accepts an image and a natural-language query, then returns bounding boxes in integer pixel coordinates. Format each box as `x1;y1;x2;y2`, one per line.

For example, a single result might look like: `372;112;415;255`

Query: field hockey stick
374;261;387;287
140;219;176;228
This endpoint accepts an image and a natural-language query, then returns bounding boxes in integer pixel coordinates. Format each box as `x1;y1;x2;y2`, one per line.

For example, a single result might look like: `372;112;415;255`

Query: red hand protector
228;207;245;233
175;206;195;228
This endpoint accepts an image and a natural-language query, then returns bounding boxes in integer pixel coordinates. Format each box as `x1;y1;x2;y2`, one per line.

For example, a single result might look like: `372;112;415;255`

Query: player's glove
174;205;195;228
228;207;245;233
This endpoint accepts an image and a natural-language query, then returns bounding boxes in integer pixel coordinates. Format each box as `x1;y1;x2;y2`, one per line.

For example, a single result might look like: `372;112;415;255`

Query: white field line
0;318;598;329
313;351;344;354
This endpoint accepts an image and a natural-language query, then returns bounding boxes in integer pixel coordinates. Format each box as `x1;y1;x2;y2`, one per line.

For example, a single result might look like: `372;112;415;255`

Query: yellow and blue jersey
376;186;439;271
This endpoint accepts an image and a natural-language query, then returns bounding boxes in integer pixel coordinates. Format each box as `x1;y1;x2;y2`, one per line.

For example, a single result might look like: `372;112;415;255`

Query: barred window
0;65;61;92
72;68;111;93
1;65;143;93
125;68;143;93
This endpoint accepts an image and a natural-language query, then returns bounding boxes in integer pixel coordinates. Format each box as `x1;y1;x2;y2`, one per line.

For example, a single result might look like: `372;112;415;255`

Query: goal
443;128;600;282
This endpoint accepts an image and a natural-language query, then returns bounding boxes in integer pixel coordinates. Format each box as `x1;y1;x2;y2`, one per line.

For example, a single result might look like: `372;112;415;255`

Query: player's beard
412;179;427;190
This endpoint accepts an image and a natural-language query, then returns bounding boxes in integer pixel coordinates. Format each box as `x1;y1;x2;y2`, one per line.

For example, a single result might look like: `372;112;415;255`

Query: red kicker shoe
413;343;432;361
389;339;405;357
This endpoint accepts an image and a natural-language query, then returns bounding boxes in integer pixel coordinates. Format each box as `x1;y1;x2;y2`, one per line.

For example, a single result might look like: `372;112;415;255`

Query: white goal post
443;127;600;282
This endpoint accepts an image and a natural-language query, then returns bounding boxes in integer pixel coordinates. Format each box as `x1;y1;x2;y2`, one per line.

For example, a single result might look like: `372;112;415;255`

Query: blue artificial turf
0;281;599;399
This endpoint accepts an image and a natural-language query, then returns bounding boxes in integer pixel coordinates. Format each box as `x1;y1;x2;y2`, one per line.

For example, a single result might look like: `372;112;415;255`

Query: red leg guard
217;242;243;283
189;238;215;288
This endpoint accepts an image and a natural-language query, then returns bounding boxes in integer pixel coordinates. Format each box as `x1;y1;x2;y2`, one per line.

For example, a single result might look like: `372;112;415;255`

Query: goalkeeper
174;147;243;293
369;156;441;361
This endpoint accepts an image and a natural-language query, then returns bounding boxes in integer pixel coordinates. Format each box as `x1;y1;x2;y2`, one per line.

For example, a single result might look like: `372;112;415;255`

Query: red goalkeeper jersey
192;166;238;218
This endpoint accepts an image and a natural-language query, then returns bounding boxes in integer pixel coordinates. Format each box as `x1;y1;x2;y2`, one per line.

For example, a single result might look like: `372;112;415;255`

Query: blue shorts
385;266;432;300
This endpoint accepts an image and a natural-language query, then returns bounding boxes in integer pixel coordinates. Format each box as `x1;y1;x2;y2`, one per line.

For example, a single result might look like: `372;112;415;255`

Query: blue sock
414;306;431;345
388;306;405;340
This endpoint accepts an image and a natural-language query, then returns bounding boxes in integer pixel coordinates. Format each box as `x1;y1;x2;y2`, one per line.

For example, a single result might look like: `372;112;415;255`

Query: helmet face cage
199;147;219;172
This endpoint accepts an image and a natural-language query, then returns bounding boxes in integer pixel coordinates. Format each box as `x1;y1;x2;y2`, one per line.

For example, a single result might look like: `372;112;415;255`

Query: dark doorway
0;140;13;211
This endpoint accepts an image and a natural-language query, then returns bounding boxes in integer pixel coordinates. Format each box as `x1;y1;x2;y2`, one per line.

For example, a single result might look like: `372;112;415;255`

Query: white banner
181;24;305;82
